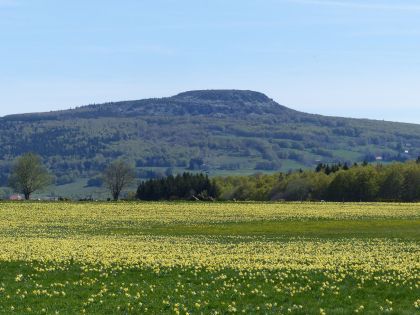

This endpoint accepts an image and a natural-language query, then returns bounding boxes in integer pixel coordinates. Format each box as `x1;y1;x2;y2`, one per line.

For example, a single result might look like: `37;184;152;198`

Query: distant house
9;194;24;201
375;156;383;161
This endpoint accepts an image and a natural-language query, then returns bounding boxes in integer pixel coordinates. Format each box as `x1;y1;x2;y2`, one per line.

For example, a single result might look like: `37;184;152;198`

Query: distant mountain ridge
1;89;419;190
4;90;292;120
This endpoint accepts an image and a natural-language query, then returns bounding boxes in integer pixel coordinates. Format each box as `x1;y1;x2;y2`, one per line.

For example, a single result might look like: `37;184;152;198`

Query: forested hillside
1;90;420;191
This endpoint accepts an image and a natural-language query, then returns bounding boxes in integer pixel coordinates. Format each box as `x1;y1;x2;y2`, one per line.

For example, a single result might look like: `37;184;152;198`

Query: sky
0;0;420;123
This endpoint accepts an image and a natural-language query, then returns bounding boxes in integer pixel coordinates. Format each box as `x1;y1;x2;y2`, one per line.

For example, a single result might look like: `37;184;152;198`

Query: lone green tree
103;160;135;201
9;153;51;200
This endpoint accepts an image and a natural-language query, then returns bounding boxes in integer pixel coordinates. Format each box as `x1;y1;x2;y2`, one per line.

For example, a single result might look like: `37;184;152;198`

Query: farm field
0;202;418;314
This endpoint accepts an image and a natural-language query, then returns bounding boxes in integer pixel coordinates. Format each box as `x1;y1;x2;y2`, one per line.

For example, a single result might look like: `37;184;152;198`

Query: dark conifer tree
136;172;219;200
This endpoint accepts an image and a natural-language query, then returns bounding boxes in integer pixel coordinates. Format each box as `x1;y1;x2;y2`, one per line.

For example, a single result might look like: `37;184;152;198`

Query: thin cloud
288;0;420;11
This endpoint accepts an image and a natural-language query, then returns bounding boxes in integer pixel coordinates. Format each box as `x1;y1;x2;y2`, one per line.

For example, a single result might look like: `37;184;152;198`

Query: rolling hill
1;89;419;196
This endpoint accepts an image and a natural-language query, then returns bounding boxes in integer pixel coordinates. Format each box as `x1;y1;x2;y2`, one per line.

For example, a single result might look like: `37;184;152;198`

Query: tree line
4;153;219;201
137;173;218;201
215;160;420;202
6;152;420;202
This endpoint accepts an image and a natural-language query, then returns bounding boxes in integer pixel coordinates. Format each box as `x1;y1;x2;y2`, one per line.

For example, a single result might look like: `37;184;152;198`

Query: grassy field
0;202;418;314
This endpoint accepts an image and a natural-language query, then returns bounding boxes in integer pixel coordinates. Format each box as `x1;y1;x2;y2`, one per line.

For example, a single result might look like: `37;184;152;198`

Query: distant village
7;194;60;201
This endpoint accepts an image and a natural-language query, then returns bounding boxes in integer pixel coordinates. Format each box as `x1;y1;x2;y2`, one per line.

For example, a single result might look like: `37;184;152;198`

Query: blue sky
1;0;420;123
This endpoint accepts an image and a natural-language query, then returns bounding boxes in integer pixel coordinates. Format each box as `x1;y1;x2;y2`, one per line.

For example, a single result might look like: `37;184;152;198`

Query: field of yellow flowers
0;202;418;314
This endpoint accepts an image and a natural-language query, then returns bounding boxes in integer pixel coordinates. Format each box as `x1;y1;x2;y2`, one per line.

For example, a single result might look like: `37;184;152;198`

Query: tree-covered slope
1;89;419;186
